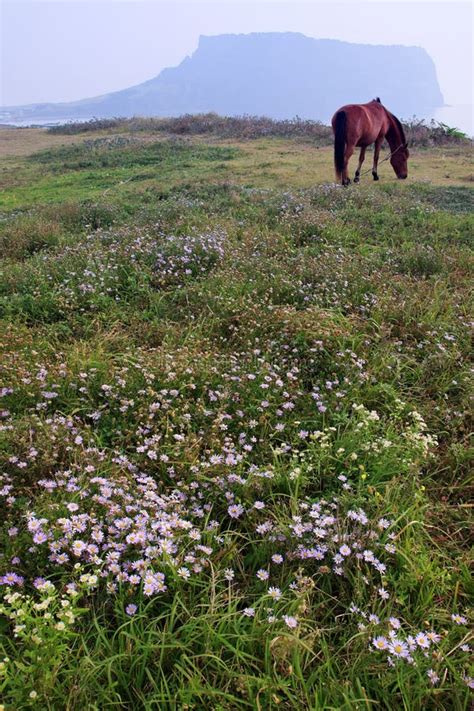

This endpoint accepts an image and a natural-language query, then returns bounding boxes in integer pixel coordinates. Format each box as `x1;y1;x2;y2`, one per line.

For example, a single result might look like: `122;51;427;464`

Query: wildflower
389;639;409;658
271;554;283;564
283;615;298;629
372;636;389;650
415;633;430;649
71;540;87;557
224;569;235;581
125;604;137;616
243;608;255;617
389;617;401;630
451;613;467;625
228;504;244;519
339;544;351;557
427;669;440;685
268;587;282;600
378;587;389;600
177;567;191;580
256;569;269;582
0;573;24;587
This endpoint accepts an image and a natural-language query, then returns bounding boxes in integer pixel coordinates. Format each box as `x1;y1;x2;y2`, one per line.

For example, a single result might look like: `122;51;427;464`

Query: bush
0;216;62;260
47;112;471;147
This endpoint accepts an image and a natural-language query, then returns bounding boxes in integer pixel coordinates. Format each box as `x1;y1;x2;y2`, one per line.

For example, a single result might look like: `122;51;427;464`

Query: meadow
0;117;472;710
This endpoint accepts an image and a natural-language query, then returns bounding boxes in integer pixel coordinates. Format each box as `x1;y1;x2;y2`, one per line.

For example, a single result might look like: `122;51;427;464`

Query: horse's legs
354;146;366;183
342;144;355;186
372;137;383;180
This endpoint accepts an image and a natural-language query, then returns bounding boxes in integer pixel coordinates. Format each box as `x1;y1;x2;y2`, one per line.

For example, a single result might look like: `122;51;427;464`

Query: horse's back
331;101;388;144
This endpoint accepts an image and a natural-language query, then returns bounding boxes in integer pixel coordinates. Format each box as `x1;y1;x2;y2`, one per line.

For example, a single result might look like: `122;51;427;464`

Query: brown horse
331;98;409;185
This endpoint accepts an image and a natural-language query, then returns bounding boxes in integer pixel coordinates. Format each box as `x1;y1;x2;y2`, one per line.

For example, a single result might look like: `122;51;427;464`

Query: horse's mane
388;112;407;146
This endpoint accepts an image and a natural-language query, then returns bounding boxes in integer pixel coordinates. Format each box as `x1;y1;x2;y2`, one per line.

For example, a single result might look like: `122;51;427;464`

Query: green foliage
0;132;472;709
30;137;239;172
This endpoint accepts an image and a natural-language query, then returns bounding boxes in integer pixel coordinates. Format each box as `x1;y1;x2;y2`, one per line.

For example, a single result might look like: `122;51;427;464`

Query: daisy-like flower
427;669;439;685
224;568;235;581
426;631;441;644
71;540;87;557
228;504;244;519
389;639;409;658
389;617;401;630
268;587;282;600
125;604;137;616
243;607;255;617
339;544;351;557
378;587;389;600
0;572;24;587
177;567;191;580
283;615;298;629
372;636;389;651
368;614;380;624
451;613;467;625
256;569;269;582
415;633;430;649
271;554;283;564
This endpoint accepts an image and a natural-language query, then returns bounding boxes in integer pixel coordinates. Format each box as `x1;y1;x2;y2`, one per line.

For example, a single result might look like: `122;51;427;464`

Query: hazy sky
1;1;472;108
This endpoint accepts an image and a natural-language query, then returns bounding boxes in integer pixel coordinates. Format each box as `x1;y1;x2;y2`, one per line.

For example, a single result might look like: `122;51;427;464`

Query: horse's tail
334;111;346;180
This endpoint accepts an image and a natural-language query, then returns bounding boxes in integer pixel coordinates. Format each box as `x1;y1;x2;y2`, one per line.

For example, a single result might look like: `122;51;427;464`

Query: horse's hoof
354;176;360;183
372;173;379;181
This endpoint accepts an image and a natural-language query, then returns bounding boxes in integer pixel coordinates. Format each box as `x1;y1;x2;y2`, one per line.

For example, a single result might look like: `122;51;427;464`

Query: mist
1;1;472;130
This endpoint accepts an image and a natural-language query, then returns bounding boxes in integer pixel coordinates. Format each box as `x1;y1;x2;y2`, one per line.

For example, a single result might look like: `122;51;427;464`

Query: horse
331;98;409;186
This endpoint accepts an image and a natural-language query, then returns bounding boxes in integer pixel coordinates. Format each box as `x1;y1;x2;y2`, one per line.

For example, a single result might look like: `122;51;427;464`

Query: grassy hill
0;120;472;709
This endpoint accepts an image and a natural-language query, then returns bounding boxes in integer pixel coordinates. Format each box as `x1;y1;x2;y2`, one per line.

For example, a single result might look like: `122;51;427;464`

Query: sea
2;105;473;136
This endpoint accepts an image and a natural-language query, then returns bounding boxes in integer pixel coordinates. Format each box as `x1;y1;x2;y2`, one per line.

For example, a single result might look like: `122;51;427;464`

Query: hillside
1;32;443;123
0;123;472;708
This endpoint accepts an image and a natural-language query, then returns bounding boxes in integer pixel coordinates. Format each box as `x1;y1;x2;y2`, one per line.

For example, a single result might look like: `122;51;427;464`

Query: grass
0;123;472;710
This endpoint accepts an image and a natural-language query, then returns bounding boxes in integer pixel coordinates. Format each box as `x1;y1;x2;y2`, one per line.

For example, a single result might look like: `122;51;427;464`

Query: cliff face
1;33;444;122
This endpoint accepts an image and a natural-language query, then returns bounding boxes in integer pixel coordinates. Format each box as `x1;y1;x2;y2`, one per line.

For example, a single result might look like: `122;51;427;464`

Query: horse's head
390;144;409;179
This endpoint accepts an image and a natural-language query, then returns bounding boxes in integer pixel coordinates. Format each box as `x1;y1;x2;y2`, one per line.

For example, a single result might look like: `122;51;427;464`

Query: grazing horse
331;98;409;185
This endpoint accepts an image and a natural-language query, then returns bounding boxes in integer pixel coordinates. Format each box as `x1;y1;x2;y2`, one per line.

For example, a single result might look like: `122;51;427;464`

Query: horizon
2;2;472;108
3;31;451;110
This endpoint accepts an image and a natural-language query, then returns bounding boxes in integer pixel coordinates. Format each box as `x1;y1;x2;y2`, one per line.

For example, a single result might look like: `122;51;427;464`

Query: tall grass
47;112;471;145
0;132;472;709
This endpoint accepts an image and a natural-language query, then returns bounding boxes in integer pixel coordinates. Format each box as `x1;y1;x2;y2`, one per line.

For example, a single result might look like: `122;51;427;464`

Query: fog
2;1;472;126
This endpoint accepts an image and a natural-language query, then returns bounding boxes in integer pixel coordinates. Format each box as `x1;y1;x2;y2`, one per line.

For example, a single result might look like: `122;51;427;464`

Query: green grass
0;129;472;710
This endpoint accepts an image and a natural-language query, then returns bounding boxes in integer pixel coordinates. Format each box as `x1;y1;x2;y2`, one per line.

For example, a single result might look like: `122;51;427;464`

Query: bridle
358;142;407;177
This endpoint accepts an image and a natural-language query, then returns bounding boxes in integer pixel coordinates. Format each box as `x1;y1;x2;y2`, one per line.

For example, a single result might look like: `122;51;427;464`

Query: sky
1;0;472;111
